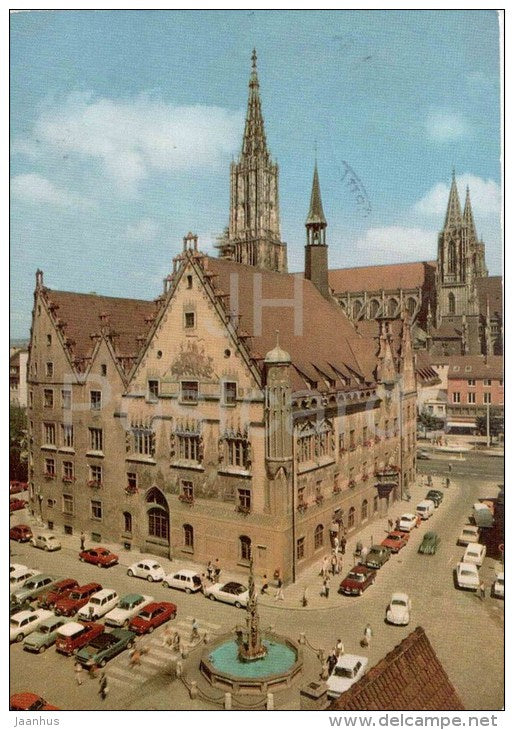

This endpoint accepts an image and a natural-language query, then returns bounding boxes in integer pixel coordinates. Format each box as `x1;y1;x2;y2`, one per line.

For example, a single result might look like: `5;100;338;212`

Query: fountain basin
200;631;303;695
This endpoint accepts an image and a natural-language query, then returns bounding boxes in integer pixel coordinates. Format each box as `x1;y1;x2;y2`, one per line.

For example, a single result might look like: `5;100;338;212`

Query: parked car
339;565;376;596
10;596;34;616
426;490;443;507
54;582;103;616
127;559;165;582
386;593;411;625
128;601;177;635
492;573;504;599
10;568;41;594
415;499;435;520
55;621;104;656
38;578;79;609
381;531;409;553
364;545;391;569
79;547;119;567
10;480;28;494
416;450;431;460
23;615;72;653
163;569;203;593
10;524;33;542
418;531;440;555
456;562;480;591
9;693;59;711
458;524;480;546
327;654;368;699
204;581;249;608
398;513;420;532
105;593;154;628
10;498;27;512
463;543;486;567
77;588;119;621
75;628;136;668
10;609;53;643
11;562;28;573
12;574;59;604
31;533;62;551
472;503;494;528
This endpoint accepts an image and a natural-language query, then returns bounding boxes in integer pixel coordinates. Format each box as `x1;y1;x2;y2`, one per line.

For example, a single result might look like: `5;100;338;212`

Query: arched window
146;487;169;540
352;300;362;319
361;499;368;522
314;524;324;550
123;511;132;533
348;506;356;529
448;241;456;273
239;535;251;563
369;299;380;318
183;524;194;549
388;298;398;317
407;297;417;316
448;292;456;314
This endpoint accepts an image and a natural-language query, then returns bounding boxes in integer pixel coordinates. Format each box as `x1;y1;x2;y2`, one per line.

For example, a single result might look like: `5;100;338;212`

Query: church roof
305;163;327;226
328;261;435;294
477;276;502;316
329;626;464;711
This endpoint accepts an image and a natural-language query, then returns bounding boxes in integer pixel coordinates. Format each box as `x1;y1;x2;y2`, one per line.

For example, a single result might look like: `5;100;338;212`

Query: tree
10;404;28;481
417;409;444;432
476;407;504;439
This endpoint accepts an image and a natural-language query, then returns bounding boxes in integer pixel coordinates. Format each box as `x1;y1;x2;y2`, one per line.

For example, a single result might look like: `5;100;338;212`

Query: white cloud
11;173;86;207
424;110;472;142
413;175;501;219
354;226;436;263
126;217;159;241
17;92;244;194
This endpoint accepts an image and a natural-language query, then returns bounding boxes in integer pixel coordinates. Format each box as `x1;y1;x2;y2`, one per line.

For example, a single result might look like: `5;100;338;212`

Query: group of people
73;660;108;700
206;559;221;583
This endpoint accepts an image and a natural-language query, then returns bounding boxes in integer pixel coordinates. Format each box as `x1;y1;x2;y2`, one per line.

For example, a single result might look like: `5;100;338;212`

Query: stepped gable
328;261;435;294
204;256;377;390
330;626;464;711
42;289;155;364
477;276;502;315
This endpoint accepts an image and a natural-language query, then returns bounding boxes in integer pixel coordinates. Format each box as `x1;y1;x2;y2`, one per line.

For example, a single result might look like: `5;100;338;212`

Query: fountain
199;556;302;695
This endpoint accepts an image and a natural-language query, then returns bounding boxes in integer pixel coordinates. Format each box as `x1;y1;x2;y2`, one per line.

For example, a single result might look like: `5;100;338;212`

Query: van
10;569;41;594
162;569;203;593
55;621;104;655
31;533;62;552
416;499;435;520
77;589;119;621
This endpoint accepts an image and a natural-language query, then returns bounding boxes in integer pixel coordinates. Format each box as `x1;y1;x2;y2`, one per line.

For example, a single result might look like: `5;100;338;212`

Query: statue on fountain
236;553;268;662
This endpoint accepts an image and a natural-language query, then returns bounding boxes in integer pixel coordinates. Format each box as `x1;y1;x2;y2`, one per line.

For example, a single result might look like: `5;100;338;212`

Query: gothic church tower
216;51;287;272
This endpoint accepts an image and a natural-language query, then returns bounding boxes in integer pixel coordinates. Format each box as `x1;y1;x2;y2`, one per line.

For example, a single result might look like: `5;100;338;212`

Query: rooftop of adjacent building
447;354;503;381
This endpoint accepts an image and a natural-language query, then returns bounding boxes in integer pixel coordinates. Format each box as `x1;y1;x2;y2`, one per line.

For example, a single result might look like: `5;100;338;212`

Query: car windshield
29;699;45;711
391;599;406;606
348;573;364;582
90;598;102;605
335;667;354;678
119;600;133;609
10;619;21;628
39;625;51;634
139;611;152;619
461;569;475;576
463;530;476;536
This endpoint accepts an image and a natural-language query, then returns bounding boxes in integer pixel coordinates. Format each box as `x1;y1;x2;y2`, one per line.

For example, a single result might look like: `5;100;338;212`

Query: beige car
458;525;480;546
31;533;62;551
463;543;487;567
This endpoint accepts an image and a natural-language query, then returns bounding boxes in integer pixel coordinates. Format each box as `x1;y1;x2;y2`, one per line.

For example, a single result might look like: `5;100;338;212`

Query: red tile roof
330;626;464;711
328;261;436;294
447;355;503;380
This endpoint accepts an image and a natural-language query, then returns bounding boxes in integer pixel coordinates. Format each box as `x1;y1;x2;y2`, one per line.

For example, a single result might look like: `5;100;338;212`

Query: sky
10;9;502;339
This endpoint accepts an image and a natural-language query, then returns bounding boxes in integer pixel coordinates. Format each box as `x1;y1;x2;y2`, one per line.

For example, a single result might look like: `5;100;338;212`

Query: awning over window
446;421;476;429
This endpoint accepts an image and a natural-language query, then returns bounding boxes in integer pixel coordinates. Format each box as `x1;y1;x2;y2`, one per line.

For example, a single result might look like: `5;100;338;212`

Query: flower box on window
62;476;75;483
236;504;251;515
297;501;308;514
43;471;56;480
348;479;356;489
125;486;138;496
88;480;102;489
178;493;194;504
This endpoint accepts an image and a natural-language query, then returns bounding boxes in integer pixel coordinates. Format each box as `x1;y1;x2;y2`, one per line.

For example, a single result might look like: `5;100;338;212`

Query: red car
54;582;102;616
10;498;27;512
10;524;33;542
9;693;59;711
10;481;28;494
55;621;104;656
79;547;119;567
381;530;410;554
38;578;79;609
339;564;376;596
128;601;177;635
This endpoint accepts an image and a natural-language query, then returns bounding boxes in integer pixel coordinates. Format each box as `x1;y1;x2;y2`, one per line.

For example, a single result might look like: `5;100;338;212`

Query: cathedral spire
443;169;463;229
463;185;478;242
242;49;268;158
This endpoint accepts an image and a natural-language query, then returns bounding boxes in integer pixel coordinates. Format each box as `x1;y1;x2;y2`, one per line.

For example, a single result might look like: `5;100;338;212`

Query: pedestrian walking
80;531;86;551
340;536;347;555
274;578;285;601
446;477;450;488
360;545;368;563
335;638;344;657
200;573;207;593
162;625;173;647
260;575;269;594
331;553;337;575
448;463;452;473
337;552;343;575
74;660;83;686
388;518;394;532
362;623;373;648
395;517;401;530
191;617;200;641
321;555;329;577
129;647;142;667
207;561;214;582
302;586;309;607
333;536;340;554
88;605;95;621
479;582;486;600
327;651;337;676
99;672;108;701
322;576;330;599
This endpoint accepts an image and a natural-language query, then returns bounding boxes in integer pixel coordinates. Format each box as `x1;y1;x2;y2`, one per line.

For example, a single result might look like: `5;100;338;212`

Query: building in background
446;355;503;433
10;348;28;407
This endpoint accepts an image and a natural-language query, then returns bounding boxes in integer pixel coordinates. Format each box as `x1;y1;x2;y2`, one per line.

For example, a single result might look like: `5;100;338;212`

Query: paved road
10;457;503;710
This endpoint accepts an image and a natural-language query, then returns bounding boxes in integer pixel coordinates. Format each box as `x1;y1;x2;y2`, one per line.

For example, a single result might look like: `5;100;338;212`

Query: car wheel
358;589;363;596
234;601;242;609
148;626;154;634
99;659;107;668
79;557;84;562
16;633;24;642
39;645;46;653
127;640;135;650
147;575;154;582
127;569;134;577
162;581;169;589
208;593;216;601
185;587;191;595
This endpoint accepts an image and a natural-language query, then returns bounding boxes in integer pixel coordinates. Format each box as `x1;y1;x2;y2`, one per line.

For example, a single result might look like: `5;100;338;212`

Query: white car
386;593;411;625
10;563;28;574
10;609;53;643
458;525;480;546
327;654;369;699
163;569;203;594
127;560;165;582
104;593;153;627
10;568;41;594
77;589;119;621
204;581;249;608
398;513;419;532
492;573;504;599
463;543;487;567
456;562;480;591
31;533;61;551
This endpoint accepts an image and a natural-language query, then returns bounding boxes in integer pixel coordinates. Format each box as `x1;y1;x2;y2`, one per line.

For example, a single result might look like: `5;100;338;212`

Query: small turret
304;161;330;299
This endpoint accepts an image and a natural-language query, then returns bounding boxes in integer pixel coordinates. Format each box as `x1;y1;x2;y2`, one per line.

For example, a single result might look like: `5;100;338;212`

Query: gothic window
348;506;356;529
388;298;398;317
369;299;380;318
123;512;132;533
407;297;417;316
220;426;250;470
178;434;200;461
314;524;324;550
352;300;361;319
131;424;155;456
239;535;252;563
448;292;456;314
448;241;456;273
317;420;334;458
183;524;194;549
148;507;169;539
361;499;368;522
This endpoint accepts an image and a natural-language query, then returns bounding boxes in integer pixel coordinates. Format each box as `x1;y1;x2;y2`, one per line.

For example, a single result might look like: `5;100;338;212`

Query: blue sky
10;9;502;338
